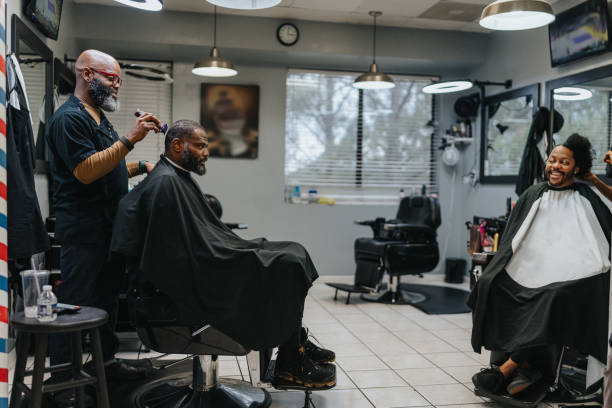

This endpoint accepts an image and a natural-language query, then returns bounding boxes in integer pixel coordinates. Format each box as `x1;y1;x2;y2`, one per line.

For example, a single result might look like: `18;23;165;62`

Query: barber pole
0;0;8;406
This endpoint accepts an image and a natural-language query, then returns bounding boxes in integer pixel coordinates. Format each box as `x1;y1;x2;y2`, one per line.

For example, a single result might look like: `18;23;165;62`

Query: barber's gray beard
181;146;207;175
88;78;119;112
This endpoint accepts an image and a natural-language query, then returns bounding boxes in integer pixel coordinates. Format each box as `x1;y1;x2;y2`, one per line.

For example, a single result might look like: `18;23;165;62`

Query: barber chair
328;195;441;304
127;281;271;408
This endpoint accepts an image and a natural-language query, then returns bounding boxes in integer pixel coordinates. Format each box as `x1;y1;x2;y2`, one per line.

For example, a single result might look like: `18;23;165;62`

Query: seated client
469;134;611;396
111;120;335;388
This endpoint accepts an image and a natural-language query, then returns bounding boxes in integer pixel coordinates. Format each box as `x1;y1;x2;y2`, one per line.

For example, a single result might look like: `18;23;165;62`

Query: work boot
274;346;336;389
507;366;542;395
301;327;336;364
472;366;507;395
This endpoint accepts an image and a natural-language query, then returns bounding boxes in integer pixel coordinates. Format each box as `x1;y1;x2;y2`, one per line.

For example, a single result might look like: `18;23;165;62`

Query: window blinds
285;69;438;204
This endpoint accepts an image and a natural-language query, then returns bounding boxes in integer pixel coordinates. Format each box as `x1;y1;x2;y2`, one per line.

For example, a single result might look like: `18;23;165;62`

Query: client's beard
181;145;206;175
88;78;120;112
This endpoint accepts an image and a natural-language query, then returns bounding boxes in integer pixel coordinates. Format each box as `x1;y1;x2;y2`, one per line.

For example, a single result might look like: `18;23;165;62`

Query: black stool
10;306;110;408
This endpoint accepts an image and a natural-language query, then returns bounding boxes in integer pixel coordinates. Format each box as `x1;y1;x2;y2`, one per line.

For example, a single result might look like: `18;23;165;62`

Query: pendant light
422;79;512;94
479;0;555;31
193;6;238;77
111;0;163;11
353;11;395;90
206;0;281;9
553;87;592;101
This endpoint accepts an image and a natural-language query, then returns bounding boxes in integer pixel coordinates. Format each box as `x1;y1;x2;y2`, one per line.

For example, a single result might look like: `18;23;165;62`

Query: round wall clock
277;23;299;46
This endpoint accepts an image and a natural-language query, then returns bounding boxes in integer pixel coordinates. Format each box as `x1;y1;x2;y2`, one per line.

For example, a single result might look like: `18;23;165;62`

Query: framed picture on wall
200;84;260;159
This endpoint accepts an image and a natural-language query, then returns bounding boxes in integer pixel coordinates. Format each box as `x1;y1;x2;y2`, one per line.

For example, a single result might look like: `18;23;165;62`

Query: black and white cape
468;182;612;370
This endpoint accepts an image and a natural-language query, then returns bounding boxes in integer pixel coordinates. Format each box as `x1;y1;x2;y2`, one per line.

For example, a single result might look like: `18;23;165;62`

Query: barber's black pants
49;242;123;379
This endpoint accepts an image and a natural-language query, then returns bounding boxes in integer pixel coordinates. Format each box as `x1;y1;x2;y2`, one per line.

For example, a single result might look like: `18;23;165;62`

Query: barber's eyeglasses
88;67;123;86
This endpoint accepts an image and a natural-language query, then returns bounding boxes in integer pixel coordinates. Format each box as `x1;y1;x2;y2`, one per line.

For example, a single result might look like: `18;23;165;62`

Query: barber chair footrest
474;385;547;408
361;284;427;305
133;376;271;408
326;283;371;305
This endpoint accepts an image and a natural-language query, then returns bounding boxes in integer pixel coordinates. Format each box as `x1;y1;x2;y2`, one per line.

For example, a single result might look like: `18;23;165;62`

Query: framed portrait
200;84;260;159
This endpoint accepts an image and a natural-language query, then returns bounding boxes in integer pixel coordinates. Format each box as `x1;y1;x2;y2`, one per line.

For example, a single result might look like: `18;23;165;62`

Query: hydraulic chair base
361;282;427;305
473;384;547;408
132;375;271;408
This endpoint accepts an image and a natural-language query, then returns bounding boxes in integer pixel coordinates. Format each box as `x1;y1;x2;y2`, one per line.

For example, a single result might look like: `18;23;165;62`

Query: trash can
444;258;466;284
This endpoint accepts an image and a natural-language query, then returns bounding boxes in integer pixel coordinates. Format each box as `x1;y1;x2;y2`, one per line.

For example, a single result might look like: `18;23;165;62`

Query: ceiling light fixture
553;87;592;101
423;79;512;94
205;0;281;10
479;0;555;31
192;6;238;78
423;80;473;94
111;0;163;11
353;11;395;90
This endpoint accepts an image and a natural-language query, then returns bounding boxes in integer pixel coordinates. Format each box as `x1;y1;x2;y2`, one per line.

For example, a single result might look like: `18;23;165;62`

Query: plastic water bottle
37;285;57;322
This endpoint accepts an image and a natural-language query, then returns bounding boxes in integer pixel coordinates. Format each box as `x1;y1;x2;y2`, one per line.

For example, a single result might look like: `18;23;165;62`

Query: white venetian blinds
284;69;438;204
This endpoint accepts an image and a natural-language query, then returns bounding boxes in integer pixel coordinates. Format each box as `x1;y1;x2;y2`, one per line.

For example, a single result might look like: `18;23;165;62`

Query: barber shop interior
5;0;612;407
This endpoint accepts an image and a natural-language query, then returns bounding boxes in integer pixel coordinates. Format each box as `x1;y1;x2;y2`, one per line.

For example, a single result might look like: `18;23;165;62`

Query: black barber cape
111;156;319;350
468;182;612;363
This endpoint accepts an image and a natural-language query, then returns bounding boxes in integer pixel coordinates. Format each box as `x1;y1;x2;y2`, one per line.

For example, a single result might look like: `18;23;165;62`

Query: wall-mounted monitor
23;0;64;41
549;0;610;67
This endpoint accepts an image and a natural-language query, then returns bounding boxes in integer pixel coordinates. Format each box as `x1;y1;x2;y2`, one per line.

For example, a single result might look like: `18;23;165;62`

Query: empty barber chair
127;281;271;408
328;195;441;304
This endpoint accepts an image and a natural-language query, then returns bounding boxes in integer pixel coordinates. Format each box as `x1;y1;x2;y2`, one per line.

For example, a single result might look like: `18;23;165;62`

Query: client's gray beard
181;145;206;175
88;78;120;112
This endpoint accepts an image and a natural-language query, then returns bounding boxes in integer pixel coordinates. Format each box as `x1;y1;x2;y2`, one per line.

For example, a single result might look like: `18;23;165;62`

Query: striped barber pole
0;0;8;406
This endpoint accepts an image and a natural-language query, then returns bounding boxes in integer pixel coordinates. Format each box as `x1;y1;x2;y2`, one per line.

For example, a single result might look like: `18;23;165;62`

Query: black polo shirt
46;95;128;244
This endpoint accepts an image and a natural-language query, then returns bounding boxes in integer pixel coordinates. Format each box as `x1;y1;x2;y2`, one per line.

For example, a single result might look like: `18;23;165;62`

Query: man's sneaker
274;346;336;389
51;389;94;408
472;366;507;395
301;328;335;364
507;367;542;395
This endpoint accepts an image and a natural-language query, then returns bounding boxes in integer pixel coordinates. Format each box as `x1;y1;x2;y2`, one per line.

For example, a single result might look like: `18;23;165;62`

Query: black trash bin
444;258;466;283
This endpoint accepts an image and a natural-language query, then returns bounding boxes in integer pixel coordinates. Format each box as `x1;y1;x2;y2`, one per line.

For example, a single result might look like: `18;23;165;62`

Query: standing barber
46;49;161;385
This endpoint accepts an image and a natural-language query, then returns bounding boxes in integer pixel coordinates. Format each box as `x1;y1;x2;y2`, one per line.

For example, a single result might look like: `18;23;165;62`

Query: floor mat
396;283;471;314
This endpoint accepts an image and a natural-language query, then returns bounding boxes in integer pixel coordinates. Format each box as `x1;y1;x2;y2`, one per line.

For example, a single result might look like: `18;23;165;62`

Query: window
106;59;173;183
284;69;438;205
480;84;540;183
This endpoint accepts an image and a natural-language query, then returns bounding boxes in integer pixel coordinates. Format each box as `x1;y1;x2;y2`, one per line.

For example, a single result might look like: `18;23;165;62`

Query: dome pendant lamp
479;0;555;31
192;6;238;77
111;0;163;11
353;11;395;90
206;0;281;9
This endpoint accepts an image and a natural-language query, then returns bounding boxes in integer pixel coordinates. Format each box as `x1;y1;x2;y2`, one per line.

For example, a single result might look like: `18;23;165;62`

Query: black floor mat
396;283;471;314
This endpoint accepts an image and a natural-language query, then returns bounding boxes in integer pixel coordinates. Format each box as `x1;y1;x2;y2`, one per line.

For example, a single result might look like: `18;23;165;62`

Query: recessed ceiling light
111;0;163;11
553;87;592;101
206;0;281;9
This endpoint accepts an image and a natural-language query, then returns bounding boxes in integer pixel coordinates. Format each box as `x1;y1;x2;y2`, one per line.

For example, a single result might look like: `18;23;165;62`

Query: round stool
10;306;110;408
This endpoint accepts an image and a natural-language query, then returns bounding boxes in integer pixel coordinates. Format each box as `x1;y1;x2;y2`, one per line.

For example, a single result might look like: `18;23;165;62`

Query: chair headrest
396;196;441;229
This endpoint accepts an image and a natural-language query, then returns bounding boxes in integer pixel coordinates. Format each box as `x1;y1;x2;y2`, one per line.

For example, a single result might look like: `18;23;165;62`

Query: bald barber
46;50;161;385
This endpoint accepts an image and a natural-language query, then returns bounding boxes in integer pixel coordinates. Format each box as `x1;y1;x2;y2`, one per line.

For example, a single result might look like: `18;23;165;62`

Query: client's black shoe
274;347;336;389
472;366;507;395
52;389;95;408
301;327;335;364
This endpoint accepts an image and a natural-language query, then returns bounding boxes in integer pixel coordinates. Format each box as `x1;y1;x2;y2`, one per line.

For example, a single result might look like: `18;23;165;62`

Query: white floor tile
334;342;375;358
409;340;458;354
378;354;435;370
362;386;430;408
348;370;408;388
423;352;481;367
441;366;482;384
414;383;484;405
337;355;387;371
310;389;375;407
366;340;416;355
396;367;458;386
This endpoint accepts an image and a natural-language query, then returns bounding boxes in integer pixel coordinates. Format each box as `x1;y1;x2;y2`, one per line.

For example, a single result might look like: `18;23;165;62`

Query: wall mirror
480;84;540;183
545;64;612;176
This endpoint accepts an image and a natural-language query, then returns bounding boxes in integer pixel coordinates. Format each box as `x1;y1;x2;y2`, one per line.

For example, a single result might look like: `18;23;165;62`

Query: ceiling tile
419;1;485;22
291;0;363;12
355;0;439;17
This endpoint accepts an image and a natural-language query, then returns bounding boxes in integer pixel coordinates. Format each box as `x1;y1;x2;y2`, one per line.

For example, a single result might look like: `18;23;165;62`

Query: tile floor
6;274;531;407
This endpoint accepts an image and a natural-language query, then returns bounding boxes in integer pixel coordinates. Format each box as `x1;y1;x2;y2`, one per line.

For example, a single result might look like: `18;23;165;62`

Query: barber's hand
126;112;162;144
145;162;155;173
604;150;612;164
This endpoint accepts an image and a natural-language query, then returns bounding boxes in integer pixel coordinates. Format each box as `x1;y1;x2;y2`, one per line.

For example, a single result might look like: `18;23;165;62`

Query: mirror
11;15;53;218
480;84;540;183
546;64;612;176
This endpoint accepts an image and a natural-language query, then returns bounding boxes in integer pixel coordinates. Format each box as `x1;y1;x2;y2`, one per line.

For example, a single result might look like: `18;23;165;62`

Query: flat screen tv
24;0;64;40
549;0;610;67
